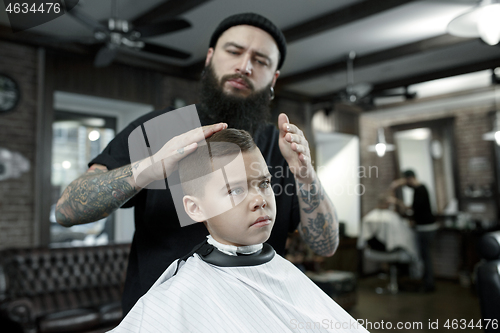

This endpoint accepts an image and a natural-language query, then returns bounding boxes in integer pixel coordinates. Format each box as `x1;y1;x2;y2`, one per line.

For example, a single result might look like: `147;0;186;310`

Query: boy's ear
183;195;206;223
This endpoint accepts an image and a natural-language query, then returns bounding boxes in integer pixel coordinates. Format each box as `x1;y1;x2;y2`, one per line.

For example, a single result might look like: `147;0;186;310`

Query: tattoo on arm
298;179;324;214
299;212;339;256
56;165;138;226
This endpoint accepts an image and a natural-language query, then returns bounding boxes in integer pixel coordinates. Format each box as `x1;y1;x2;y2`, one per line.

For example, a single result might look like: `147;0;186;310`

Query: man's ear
183;195;206;223
271;70;280;88
205;48;214;67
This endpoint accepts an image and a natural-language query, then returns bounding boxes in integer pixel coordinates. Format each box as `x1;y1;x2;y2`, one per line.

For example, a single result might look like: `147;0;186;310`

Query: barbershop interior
2;0;500;332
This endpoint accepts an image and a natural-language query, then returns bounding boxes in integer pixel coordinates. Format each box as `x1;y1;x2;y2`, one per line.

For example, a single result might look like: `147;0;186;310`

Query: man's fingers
281;120;302;135
184;123;227;145
286;123;303;136
278;113;289;135
202;122;227;138
147;123;227;182
174;123;227;153
176;142;198;156
155;142;198;169
286;133;309;150
277;115;313;181
169;122;223;162
292;143;308;154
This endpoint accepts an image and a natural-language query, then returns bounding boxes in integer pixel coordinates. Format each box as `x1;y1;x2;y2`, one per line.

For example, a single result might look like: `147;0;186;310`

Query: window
50;111;116;246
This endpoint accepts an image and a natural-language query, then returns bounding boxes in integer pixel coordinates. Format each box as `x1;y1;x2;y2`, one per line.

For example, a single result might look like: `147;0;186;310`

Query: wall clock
0;74;21;113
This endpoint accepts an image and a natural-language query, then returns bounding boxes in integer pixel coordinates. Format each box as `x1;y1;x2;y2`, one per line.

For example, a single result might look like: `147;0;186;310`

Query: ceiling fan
333;51;417;108
62;0;193;67
336;51;373;105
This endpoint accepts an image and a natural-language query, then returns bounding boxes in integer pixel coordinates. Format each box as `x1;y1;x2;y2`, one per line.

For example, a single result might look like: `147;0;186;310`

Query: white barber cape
110;237;369;333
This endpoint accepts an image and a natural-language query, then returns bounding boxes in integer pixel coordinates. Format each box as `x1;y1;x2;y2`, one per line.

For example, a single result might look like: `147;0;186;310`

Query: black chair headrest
478;231;500;260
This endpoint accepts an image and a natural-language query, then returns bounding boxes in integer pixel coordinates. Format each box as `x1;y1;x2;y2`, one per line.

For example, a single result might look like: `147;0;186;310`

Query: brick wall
0;43;206;249
0;41;38;249
161;74;201;108
359;89;496;216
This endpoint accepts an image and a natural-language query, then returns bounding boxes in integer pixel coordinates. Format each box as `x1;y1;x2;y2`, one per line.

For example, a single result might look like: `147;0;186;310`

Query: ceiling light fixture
482;84;500;144
368;128;395;157
447;0;500;46
62;161;72;169
482;115;500;145
88;130;100;141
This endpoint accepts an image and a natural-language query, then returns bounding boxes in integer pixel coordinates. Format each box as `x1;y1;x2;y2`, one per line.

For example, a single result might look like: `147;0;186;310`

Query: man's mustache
220;74;254;91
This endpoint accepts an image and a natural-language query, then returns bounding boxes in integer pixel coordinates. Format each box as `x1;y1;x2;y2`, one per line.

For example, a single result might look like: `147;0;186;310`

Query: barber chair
364;238;412;294
476;231;500;332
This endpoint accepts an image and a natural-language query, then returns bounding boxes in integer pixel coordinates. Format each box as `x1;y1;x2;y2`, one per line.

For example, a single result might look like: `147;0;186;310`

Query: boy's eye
260;179;271;188
228;187;245;196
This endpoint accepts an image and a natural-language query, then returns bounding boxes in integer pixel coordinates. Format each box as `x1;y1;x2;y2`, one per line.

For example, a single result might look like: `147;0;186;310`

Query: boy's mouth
251;216;272;227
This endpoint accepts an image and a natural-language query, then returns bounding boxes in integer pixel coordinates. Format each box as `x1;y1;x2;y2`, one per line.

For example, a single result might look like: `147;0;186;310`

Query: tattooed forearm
296;175;339;255
299;212;339;256
297;178;324;214
56;164;139;227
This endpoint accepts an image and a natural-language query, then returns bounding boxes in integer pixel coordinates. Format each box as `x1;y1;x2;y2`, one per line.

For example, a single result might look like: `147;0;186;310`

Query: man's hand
390;178;407;190
56;122;227;227
386;196;398;204
277;113;338;256
132;122;227;187
278;113;314;184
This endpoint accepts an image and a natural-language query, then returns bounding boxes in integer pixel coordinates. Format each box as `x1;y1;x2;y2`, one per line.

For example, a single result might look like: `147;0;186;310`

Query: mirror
391;118;458;220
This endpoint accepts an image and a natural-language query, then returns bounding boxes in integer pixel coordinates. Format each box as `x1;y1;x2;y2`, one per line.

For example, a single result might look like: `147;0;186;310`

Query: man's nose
236;54;253;76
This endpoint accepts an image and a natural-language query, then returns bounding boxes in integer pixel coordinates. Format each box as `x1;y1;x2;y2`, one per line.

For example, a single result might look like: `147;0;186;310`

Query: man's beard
199;64;272;135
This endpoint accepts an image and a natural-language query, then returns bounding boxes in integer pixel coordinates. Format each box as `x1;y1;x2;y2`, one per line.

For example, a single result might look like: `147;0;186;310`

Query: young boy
110;129;369;333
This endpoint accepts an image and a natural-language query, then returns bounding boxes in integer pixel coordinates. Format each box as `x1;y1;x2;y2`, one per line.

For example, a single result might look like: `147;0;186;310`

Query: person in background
390;169;438;292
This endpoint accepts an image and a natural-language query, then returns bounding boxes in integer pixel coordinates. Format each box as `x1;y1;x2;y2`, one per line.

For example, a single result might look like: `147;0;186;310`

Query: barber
56;13;339;315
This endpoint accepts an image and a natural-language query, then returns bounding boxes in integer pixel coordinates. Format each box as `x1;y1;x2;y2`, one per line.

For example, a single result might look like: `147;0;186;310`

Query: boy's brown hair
178;128;256;197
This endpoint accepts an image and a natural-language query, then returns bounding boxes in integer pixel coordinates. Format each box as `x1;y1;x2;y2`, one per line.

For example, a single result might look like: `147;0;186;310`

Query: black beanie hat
209;13;287;69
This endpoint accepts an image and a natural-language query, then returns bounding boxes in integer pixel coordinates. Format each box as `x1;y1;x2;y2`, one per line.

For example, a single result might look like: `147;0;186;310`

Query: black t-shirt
411;184;434;225
89;107;301;315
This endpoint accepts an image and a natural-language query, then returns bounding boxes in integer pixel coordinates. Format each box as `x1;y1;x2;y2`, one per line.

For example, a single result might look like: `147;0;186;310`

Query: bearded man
56;13;339;315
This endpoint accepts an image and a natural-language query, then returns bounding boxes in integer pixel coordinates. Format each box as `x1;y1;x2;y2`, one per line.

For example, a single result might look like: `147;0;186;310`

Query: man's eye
256;59;268;66
227;50;239;55
229;187;245;196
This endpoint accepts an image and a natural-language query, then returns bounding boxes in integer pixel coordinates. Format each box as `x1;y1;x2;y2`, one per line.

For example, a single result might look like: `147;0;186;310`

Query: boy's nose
250;195;267;211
